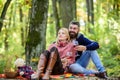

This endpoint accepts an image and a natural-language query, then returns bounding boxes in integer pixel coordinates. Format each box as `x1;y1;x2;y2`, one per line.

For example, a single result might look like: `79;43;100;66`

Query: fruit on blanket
65;73;72;78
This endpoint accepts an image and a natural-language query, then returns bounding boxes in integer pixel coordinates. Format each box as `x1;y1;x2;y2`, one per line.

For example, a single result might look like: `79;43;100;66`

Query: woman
31;28;76;80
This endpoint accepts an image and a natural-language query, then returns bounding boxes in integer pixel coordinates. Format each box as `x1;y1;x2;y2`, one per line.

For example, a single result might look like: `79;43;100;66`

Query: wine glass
72;40;78;47
66;52;72;58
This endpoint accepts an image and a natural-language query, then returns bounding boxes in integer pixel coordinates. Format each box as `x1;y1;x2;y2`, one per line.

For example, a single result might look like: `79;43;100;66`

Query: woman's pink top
48;42;76;67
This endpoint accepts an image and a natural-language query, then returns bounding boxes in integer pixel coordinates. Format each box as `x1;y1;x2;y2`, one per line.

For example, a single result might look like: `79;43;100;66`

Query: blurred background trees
0;0;120;77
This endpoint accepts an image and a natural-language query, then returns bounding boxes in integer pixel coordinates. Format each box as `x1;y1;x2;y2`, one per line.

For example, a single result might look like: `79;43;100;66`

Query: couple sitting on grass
31;21;108;80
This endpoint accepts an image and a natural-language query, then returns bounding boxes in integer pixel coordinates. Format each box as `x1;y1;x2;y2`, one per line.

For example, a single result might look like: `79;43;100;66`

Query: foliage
0;23;25;72
0;0;27;73
0;57;6;73
81;5;120;77
0;53;18;73
46;22;56;49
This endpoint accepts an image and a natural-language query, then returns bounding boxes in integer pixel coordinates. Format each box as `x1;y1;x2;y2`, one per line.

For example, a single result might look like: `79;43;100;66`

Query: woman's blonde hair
57;28;70;42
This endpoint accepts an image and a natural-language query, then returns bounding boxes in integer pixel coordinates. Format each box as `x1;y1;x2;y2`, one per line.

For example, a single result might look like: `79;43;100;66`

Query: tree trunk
52;0;60;36
19;7;25;47
0;0;12;32
86;0;94;25
113;0;119;18
72;0;76;19
58;0;76;28
25;0;49;66
86;0;94;33
4;26;8;51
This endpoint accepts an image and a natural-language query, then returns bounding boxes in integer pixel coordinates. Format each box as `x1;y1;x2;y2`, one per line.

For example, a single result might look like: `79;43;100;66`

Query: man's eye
74;28;77;30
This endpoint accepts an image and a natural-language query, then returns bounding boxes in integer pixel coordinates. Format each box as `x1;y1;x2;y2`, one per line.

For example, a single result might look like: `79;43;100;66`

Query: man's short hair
69;20;80;27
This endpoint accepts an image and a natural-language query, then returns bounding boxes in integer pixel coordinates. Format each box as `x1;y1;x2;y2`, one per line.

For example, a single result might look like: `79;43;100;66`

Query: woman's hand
61;58;69;68
61;58;67;63
74;45;86;51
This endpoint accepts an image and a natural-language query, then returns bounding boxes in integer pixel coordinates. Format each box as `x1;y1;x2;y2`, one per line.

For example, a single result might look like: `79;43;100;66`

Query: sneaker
95;71;108;79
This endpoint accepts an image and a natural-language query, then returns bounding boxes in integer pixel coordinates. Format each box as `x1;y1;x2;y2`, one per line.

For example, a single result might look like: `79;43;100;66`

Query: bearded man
68;21;108;79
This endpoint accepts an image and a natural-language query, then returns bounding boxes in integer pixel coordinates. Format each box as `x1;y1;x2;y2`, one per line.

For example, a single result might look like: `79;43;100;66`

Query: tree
52;0;60;36
86;0;94;25
58;0;76;28
0;0;12;32
113;0;119;19
86;0;94;33
25;0;49;66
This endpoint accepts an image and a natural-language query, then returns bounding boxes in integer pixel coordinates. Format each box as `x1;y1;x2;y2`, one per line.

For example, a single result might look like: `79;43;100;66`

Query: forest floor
0;73;120;80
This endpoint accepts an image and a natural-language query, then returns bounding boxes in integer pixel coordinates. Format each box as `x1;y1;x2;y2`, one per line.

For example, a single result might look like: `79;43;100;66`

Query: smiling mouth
70;32;75;34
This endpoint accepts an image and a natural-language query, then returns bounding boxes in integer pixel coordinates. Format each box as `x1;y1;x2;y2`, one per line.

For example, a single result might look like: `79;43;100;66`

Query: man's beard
69;31;78;39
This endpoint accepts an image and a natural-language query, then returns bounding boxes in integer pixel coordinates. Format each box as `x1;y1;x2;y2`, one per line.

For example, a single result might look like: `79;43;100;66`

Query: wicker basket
4;71;18;78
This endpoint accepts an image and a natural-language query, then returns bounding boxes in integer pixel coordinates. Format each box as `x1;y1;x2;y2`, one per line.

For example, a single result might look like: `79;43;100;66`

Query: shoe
42;50;57;80
95;71;108;79
31;54;47;79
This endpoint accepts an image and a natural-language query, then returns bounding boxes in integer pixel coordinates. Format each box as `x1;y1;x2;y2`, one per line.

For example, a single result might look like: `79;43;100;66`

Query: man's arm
76;34;99;50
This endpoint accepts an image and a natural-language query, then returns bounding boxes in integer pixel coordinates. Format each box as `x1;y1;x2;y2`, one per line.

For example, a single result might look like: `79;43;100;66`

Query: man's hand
74;45;86;51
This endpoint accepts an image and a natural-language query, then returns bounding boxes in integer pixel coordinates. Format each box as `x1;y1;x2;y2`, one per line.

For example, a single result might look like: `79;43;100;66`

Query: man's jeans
69;50;105;75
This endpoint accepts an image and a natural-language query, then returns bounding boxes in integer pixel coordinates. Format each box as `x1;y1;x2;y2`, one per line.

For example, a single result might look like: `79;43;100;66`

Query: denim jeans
69;50;105;75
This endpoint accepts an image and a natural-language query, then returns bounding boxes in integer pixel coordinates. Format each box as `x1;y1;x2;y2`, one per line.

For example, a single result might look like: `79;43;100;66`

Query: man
68;21;108;78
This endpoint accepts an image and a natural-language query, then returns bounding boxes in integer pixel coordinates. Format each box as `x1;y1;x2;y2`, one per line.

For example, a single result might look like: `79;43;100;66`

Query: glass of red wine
72;40;78;47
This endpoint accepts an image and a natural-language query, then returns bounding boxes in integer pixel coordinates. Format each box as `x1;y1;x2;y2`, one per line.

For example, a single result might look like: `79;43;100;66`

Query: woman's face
58;29;68;41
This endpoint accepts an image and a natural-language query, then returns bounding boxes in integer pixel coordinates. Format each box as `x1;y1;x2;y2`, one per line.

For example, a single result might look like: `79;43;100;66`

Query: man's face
68;24;79;39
